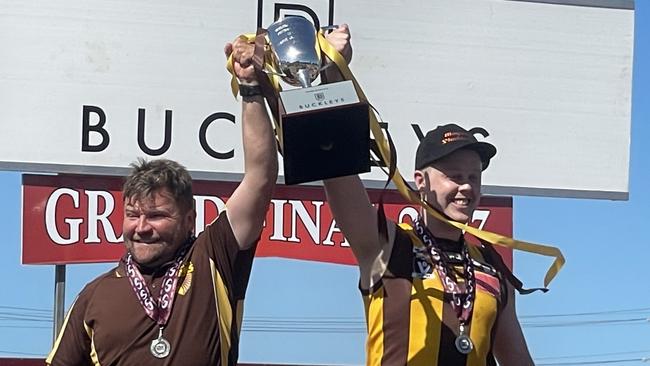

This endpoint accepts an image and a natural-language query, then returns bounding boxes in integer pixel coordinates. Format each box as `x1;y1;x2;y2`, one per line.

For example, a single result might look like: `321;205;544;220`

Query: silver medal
150;328;171;358
454;333;473;354
150;337;171;358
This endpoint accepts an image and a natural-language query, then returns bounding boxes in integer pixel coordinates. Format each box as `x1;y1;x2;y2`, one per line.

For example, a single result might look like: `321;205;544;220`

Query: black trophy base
281;102;370;185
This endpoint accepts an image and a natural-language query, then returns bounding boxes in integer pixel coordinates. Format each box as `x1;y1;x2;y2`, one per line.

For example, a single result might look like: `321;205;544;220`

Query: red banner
21;174;512;266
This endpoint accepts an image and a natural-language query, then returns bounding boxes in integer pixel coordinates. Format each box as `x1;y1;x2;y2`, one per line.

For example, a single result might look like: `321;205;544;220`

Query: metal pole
53;264;66;344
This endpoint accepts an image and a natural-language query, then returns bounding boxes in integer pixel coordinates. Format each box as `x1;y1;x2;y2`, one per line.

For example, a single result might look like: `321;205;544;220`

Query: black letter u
137;108;172;156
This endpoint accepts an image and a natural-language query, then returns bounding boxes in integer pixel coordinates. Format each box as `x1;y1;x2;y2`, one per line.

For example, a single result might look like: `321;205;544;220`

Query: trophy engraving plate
279;80;360;114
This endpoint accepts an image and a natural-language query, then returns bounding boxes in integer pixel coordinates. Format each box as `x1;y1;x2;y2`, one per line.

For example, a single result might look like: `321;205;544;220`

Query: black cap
415;124;497;171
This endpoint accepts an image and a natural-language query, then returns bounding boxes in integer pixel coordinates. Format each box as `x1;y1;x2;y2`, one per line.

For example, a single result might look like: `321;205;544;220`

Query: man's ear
414;169;426;191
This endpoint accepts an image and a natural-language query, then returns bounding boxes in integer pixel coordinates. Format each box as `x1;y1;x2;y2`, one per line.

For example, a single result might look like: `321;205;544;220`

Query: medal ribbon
125;245;189;327
225;29;565;288
413;218;475;325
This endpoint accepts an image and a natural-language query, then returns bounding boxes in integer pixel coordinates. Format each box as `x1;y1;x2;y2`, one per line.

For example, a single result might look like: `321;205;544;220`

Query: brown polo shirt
46;212;256;366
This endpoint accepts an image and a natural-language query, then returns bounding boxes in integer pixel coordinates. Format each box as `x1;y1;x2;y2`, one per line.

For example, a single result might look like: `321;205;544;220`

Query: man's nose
458;181;473;192
135;215;152;232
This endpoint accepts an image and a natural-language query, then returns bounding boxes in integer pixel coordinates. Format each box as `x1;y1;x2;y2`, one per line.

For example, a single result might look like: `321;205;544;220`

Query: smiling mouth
133;240;161;246
453;198;471;206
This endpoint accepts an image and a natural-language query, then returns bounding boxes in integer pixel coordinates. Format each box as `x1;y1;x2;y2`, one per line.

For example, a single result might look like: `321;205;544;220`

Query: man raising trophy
320;26;536;366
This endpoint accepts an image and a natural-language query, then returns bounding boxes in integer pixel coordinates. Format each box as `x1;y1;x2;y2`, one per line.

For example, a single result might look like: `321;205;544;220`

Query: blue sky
1;2;649;365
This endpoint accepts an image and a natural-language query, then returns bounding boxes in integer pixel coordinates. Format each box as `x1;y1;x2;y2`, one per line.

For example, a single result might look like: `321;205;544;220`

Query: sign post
53;265;66;343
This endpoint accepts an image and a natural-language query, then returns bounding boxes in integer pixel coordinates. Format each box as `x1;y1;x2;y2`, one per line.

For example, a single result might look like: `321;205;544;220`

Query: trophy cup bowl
265;16;370;185
267;16;321;88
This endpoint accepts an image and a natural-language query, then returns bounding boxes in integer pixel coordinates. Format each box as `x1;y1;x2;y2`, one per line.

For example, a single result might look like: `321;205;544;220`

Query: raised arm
322;25;395;280
324;176;394;275
492;283;535;365
223;39;278;250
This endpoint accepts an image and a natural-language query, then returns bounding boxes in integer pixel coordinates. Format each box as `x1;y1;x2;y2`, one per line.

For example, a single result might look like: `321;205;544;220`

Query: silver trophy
262;16;370;185
267;16;321;88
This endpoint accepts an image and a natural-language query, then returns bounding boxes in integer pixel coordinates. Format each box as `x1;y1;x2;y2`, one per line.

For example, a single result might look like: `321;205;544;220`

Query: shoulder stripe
83;322;101;366
46;298;78;364
210;258;233;366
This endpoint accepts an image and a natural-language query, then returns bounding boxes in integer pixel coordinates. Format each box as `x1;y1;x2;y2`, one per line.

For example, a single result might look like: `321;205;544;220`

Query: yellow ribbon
226;30;565;288
226;35;252;99
317;31;565;288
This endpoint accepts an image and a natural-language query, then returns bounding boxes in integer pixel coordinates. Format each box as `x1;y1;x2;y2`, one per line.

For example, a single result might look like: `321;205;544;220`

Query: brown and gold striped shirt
362;224;505;366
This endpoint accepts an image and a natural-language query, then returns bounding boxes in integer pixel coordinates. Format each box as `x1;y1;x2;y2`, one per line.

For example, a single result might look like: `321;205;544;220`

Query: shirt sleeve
46;291;94;366
198;211;257;301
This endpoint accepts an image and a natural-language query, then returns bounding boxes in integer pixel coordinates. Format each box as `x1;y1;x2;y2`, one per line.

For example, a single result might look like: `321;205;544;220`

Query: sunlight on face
415;149;483;223
122;189;194;268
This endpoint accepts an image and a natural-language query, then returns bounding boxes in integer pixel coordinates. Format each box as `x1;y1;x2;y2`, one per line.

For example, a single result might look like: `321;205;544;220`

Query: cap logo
441;131;471;145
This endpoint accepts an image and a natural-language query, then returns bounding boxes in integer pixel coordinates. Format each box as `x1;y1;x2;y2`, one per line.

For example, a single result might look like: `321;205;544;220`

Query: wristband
239;84;262;97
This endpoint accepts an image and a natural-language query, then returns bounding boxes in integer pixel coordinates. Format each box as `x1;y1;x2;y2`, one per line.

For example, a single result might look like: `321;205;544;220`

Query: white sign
0;0;634;199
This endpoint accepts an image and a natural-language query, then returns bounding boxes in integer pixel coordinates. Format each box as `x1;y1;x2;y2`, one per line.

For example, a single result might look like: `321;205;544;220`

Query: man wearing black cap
324;123;534;365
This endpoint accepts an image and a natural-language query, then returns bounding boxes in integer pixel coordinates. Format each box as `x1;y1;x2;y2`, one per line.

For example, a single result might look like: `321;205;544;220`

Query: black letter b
81;105;109;152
